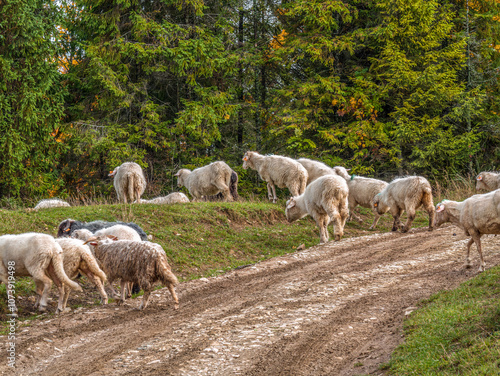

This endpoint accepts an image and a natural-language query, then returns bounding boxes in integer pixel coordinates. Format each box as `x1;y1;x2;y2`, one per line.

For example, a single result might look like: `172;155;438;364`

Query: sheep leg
215;182;233;202
106;280;121;299
166;283;179;310
45;264;66;314
139;289;151;310
464;238;474;269
62;286;71;312
31;272;53;312
81;268;108;305
271;184;278;203
402;208;416;233
348;201;363;223
339;201;349;230
369;210;382;230
424;201;435;231
470;233;486;272
117;280;128;305
267;183;274;202
391;207;404;232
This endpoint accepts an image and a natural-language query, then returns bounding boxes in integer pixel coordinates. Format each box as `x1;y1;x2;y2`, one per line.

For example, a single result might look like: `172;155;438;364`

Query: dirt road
2;226;500;376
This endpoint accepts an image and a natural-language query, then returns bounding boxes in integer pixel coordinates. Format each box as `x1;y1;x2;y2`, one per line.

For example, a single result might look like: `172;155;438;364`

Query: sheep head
174;169;191;187
57;219;76;238
285;197;302;223
108;167;119;177
434;200;451;228
372;193;389;215
242;151;255;170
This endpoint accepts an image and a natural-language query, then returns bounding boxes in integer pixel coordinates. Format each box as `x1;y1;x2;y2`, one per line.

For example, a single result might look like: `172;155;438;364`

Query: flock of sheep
2;154;500;315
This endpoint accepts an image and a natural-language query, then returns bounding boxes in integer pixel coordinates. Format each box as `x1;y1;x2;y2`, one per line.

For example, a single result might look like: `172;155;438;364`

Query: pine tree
0;0;66;197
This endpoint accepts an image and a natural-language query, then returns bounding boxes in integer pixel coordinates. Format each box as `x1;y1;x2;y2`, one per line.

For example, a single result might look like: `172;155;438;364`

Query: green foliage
0;0;66;197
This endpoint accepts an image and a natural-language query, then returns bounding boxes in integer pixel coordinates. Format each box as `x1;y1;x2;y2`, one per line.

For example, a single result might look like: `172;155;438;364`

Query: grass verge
385;265;500;375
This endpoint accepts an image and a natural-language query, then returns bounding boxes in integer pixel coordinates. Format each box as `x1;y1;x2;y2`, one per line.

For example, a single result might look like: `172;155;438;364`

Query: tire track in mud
2;226;500;376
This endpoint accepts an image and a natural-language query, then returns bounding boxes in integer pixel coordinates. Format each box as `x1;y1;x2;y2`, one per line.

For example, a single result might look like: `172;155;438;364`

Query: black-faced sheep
55;238;108;311
0;233;82;313
243;151;308;203
175;161;233;201
475;171;500;192
109;162;147;203
285;175;349;244
373;176;435;233
85;237;179;310
57;219;148;241
435;190;500;272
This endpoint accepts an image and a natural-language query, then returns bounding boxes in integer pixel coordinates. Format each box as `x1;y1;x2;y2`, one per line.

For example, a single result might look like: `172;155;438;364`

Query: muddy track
2;226;500;376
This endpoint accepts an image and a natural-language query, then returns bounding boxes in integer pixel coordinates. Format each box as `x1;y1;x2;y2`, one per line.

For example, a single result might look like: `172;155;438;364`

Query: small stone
296;243;306;250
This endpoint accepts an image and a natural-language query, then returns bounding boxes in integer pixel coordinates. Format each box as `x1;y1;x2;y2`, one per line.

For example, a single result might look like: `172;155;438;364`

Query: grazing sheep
84;237;179;310
243;151;308;203
34;198;71;210
139;192;190;205
336;172;389;229
475;171;500;192
435;191;500;272
109;162;147;203
175;161;233;201
373;176;435;233
285;175;349;243
58;219;148;241
0;233;82;313
55;238;108;310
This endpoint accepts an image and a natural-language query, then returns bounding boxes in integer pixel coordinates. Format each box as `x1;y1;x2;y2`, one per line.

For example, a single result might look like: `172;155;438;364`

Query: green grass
386;266;500;375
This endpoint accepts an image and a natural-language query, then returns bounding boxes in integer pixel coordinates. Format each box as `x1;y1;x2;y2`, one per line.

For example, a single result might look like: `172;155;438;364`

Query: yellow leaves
224;114;230;120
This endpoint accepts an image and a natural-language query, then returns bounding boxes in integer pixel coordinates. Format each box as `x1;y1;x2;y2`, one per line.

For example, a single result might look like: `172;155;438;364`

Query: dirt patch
2;226;500;375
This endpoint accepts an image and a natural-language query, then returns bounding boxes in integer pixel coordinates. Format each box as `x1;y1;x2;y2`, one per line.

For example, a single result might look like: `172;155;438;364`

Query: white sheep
0;233;82;313
285;175;349;243
373;176;435;233
435;191;500;271
334;170;389;229
297;158;336;185
174;161;233;201
84;237;179;310
109;162;147;203
71;229;94;241
139;192;190;204
475;171;500;192
243;151;308;203
55;238;108;311
34;198;71;210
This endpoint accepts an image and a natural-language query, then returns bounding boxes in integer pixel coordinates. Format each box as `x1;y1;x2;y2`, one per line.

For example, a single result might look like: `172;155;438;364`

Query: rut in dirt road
2;226;500;376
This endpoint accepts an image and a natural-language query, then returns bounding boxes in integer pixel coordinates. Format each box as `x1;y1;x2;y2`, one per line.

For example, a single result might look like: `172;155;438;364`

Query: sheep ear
105;235;118;241
243;156;248;161
436;204;445;212
286;199;296;209
346;168;351;172
174;171;180;177
477;175;482;181
373;202;378;208
64;228;71;232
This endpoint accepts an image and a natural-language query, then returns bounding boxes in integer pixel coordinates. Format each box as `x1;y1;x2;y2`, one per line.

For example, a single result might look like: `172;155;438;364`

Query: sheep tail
80;250;107;283
52;248;83;291
158;257;178;286
127;172;135;203
230;171;239;201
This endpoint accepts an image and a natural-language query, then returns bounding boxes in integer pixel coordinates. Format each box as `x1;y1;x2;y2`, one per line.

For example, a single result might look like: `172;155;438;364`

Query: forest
1;0;500;201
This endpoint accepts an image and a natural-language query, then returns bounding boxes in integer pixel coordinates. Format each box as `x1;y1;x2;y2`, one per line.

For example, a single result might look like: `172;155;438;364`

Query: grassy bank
386;265;500;375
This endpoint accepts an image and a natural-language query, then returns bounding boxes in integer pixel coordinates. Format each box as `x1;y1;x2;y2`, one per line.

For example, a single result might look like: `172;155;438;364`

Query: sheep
139;192;190;205
373;176;435;233
109;162;147;203
285;175;349;244
84;237;179;310
174;161;233;201
58;219;148;241
475;171;500;192
0;233;82;313
435;190;500;271
297;158;338;185
334;171;389;230
243;151;308;203
55;238;108;311
34;198;71;210
70;226;141;297
209;170;239;201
